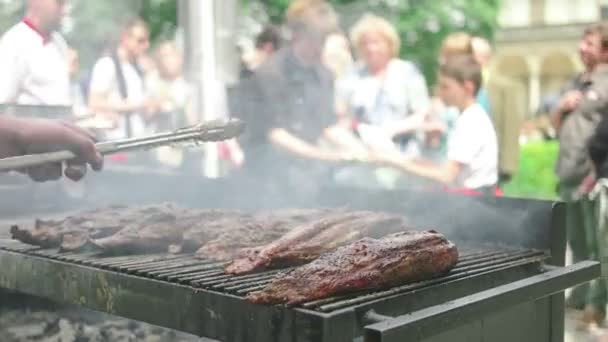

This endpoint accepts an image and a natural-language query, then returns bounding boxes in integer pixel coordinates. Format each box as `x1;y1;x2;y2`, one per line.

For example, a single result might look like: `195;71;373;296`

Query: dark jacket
557;65;608;191
232;47;337;189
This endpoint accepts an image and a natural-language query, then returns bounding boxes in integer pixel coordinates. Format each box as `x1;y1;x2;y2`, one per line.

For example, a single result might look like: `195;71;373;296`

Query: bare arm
323;125;370;157
88;92;144;114
378;152;462;185
269;128;342;162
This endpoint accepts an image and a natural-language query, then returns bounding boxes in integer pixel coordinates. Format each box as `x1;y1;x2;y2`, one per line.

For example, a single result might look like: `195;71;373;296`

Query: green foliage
258;0;291;22
0;1;24;34
394;0;501;85
257;0;501;87
66;0;142;67
503;141;560;200
63;0;177;68
139;0;178;42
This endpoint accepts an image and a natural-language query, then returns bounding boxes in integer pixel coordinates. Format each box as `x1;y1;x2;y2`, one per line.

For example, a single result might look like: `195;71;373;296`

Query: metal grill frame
0;242;551;342
0;184;592;342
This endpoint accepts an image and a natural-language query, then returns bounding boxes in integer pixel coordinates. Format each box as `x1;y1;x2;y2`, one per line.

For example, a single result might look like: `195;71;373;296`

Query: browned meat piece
64;203;186;252
10;203;179;249
89;208;240;254
195;214;302;261
61;207;246;254
194;209;336;260
247;230;459;305
178;211;253;253
253;208;336;223
195;222;276;261
91;212;183;254
225;211;407;275
265;212;406;267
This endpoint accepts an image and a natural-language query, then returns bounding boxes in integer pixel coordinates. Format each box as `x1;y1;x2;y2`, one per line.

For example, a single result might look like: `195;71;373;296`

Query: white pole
200;0;220;178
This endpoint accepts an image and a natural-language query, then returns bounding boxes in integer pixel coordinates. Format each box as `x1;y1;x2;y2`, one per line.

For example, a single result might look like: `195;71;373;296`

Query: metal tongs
0;118;245;172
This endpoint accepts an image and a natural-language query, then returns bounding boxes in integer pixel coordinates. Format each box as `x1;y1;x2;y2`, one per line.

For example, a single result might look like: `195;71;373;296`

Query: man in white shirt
0;0;70;107
373;55;498;193
88;18;154;139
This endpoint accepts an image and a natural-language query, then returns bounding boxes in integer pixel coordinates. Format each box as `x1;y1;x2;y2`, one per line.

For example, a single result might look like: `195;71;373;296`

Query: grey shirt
557;66;608;194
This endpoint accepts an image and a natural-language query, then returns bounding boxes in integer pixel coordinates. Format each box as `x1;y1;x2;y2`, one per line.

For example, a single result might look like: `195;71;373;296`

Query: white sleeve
447;117;478;165
89;57;116;96
0;36;27;103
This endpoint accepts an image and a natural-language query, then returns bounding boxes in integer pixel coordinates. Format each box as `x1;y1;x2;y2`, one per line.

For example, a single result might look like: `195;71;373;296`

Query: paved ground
565;308;606;342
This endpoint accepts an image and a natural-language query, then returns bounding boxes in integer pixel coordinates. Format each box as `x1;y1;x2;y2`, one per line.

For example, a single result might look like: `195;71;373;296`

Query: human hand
558;91;583;113
0;117;103;182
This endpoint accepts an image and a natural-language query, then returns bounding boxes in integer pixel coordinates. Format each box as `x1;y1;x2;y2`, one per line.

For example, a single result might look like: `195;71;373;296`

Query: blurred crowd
0;0;520;195
229;0;523;197
0;3;603;197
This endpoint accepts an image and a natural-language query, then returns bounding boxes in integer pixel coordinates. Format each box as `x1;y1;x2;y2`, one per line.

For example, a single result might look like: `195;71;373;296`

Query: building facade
493;0;602;116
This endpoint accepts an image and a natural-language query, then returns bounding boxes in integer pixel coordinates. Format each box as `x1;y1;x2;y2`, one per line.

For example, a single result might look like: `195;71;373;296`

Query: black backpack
110;51;145;138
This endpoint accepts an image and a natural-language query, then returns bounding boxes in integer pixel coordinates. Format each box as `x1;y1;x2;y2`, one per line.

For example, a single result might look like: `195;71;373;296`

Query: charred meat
247;230;458;305
10;204;179;250
195;209;336;261
174;210;251;253
92;208;254;255
225;211;407;275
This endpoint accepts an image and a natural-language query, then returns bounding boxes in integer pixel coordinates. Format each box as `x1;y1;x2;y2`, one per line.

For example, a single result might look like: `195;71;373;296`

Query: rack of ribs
247;230;459;305
225;211;408;275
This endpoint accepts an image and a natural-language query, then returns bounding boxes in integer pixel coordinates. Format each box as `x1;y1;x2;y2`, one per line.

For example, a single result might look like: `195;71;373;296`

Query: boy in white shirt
374;55;498;193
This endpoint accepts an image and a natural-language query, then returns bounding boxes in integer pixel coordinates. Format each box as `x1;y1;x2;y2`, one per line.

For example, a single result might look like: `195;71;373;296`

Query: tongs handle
0;118;245;172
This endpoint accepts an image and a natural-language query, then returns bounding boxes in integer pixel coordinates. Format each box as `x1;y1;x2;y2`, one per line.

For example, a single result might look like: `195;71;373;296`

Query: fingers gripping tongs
0;118;246;172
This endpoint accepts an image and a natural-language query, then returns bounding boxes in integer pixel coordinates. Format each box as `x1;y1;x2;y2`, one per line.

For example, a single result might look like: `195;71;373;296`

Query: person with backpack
555;22;608;328
88;18;157;140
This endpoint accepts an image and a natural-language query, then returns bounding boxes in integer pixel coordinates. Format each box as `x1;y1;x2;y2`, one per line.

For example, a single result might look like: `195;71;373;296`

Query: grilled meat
247;230;459;305
195;221;283;261
225;211;407;275
10;204;178;250
176;210;251;253
92;208;252;254
265;212;406;267
91;212;184;254
195;209;335;260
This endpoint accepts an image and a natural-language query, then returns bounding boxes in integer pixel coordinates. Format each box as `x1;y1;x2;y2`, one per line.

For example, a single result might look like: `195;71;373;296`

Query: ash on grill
0;304;201;342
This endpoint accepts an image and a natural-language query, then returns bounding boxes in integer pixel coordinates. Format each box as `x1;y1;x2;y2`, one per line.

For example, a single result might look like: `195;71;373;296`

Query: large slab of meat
9;203;180;250
195;209;336;261
246;230;459;305
9;205;344;258
225;211;408;275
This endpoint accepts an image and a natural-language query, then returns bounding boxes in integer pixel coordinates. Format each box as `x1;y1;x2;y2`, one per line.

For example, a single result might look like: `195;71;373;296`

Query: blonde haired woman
337;13;430;157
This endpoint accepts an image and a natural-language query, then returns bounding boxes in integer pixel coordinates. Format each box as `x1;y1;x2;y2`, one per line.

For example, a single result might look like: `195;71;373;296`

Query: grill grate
0;239;547;312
